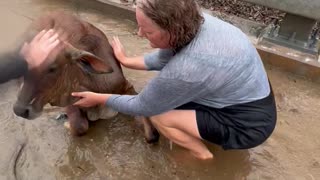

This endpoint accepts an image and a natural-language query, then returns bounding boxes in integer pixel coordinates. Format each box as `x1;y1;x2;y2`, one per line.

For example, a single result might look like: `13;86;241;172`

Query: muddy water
0;0;319;179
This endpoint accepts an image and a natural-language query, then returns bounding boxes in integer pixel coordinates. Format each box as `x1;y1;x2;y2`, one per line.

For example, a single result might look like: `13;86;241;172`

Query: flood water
0;0;319;179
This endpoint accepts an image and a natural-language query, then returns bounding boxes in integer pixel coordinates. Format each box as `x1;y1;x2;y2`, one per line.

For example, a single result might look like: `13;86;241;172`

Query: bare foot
191;151;214;160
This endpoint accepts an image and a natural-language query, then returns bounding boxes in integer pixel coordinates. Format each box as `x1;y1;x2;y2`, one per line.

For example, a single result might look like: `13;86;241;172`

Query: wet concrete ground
0;0;319;179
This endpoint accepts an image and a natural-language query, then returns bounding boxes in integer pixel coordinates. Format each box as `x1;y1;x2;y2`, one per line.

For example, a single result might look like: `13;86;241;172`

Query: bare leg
151;110;213;160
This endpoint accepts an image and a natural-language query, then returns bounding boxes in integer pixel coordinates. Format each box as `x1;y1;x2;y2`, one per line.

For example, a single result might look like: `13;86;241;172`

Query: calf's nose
13;104;31;119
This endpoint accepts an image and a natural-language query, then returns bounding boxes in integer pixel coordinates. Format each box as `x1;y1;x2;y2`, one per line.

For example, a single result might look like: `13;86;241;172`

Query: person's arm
111;36;146;70
0;29;60;84
105;77;207;116
0;52;28;83
72;76;207;116
118;55;147;70
111;36;173;71
143;49;173;71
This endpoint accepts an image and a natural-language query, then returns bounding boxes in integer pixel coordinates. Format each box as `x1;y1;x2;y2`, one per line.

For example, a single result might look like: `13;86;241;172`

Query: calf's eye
49;67;56;73
48;65;58;73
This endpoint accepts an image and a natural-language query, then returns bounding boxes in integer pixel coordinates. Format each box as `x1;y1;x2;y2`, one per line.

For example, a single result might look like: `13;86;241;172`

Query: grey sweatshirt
106;13;270;116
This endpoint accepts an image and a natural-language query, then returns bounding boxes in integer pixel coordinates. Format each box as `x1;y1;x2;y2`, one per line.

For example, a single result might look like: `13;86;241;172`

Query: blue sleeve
144;49;173;71
106;77;207;116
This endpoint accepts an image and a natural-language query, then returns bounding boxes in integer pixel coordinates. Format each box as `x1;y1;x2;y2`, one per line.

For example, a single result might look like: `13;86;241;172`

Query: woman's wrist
99;93;112;105
120;56;130;67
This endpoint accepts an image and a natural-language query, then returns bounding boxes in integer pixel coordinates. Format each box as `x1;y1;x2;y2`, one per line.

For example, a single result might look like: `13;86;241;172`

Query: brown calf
13;11;159;143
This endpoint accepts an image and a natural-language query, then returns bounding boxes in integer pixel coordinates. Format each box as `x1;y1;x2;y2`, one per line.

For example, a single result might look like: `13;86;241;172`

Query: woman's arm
118;55;147;70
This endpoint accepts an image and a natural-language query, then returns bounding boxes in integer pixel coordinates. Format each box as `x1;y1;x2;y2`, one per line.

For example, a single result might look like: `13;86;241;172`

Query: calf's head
13;43;113;119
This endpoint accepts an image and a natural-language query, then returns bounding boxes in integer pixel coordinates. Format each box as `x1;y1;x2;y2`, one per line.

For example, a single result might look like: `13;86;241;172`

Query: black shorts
175;91;277;150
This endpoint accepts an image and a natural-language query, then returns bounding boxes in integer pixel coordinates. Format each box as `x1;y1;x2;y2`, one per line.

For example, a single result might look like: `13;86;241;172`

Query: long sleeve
106;77;207;116
144;49;173;71
106;12;272;115
0;52;28;83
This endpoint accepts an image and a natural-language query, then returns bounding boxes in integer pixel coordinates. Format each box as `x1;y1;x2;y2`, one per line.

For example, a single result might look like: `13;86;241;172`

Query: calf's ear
65;43;113;74
75;53;113;74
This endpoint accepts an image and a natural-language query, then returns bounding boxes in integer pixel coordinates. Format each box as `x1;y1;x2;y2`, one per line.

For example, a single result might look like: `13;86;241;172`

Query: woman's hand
71;91;111;107
20;29;62;70
111;36;128;65
111;36;147;70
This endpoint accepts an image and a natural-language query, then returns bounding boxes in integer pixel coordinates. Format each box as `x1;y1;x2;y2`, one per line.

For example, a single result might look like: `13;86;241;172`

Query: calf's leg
64;105;89;136
140;116;160;144
123;82;160;143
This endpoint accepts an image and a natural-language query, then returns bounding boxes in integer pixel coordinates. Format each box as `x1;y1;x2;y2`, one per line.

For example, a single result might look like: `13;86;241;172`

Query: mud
0;0;319;179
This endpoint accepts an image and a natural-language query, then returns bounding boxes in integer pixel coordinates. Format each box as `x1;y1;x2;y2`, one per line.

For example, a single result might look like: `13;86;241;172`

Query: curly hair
136;0;204;51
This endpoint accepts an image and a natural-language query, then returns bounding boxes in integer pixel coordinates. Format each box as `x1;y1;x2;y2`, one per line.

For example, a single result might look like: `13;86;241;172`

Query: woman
72;0;277;160
0;29;60;83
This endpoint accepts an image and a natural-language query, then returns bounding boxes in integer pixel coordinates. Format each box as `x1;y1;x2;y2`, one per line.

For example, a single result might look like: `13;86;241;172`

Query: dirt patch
196;0;320;38
197;0;286;24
